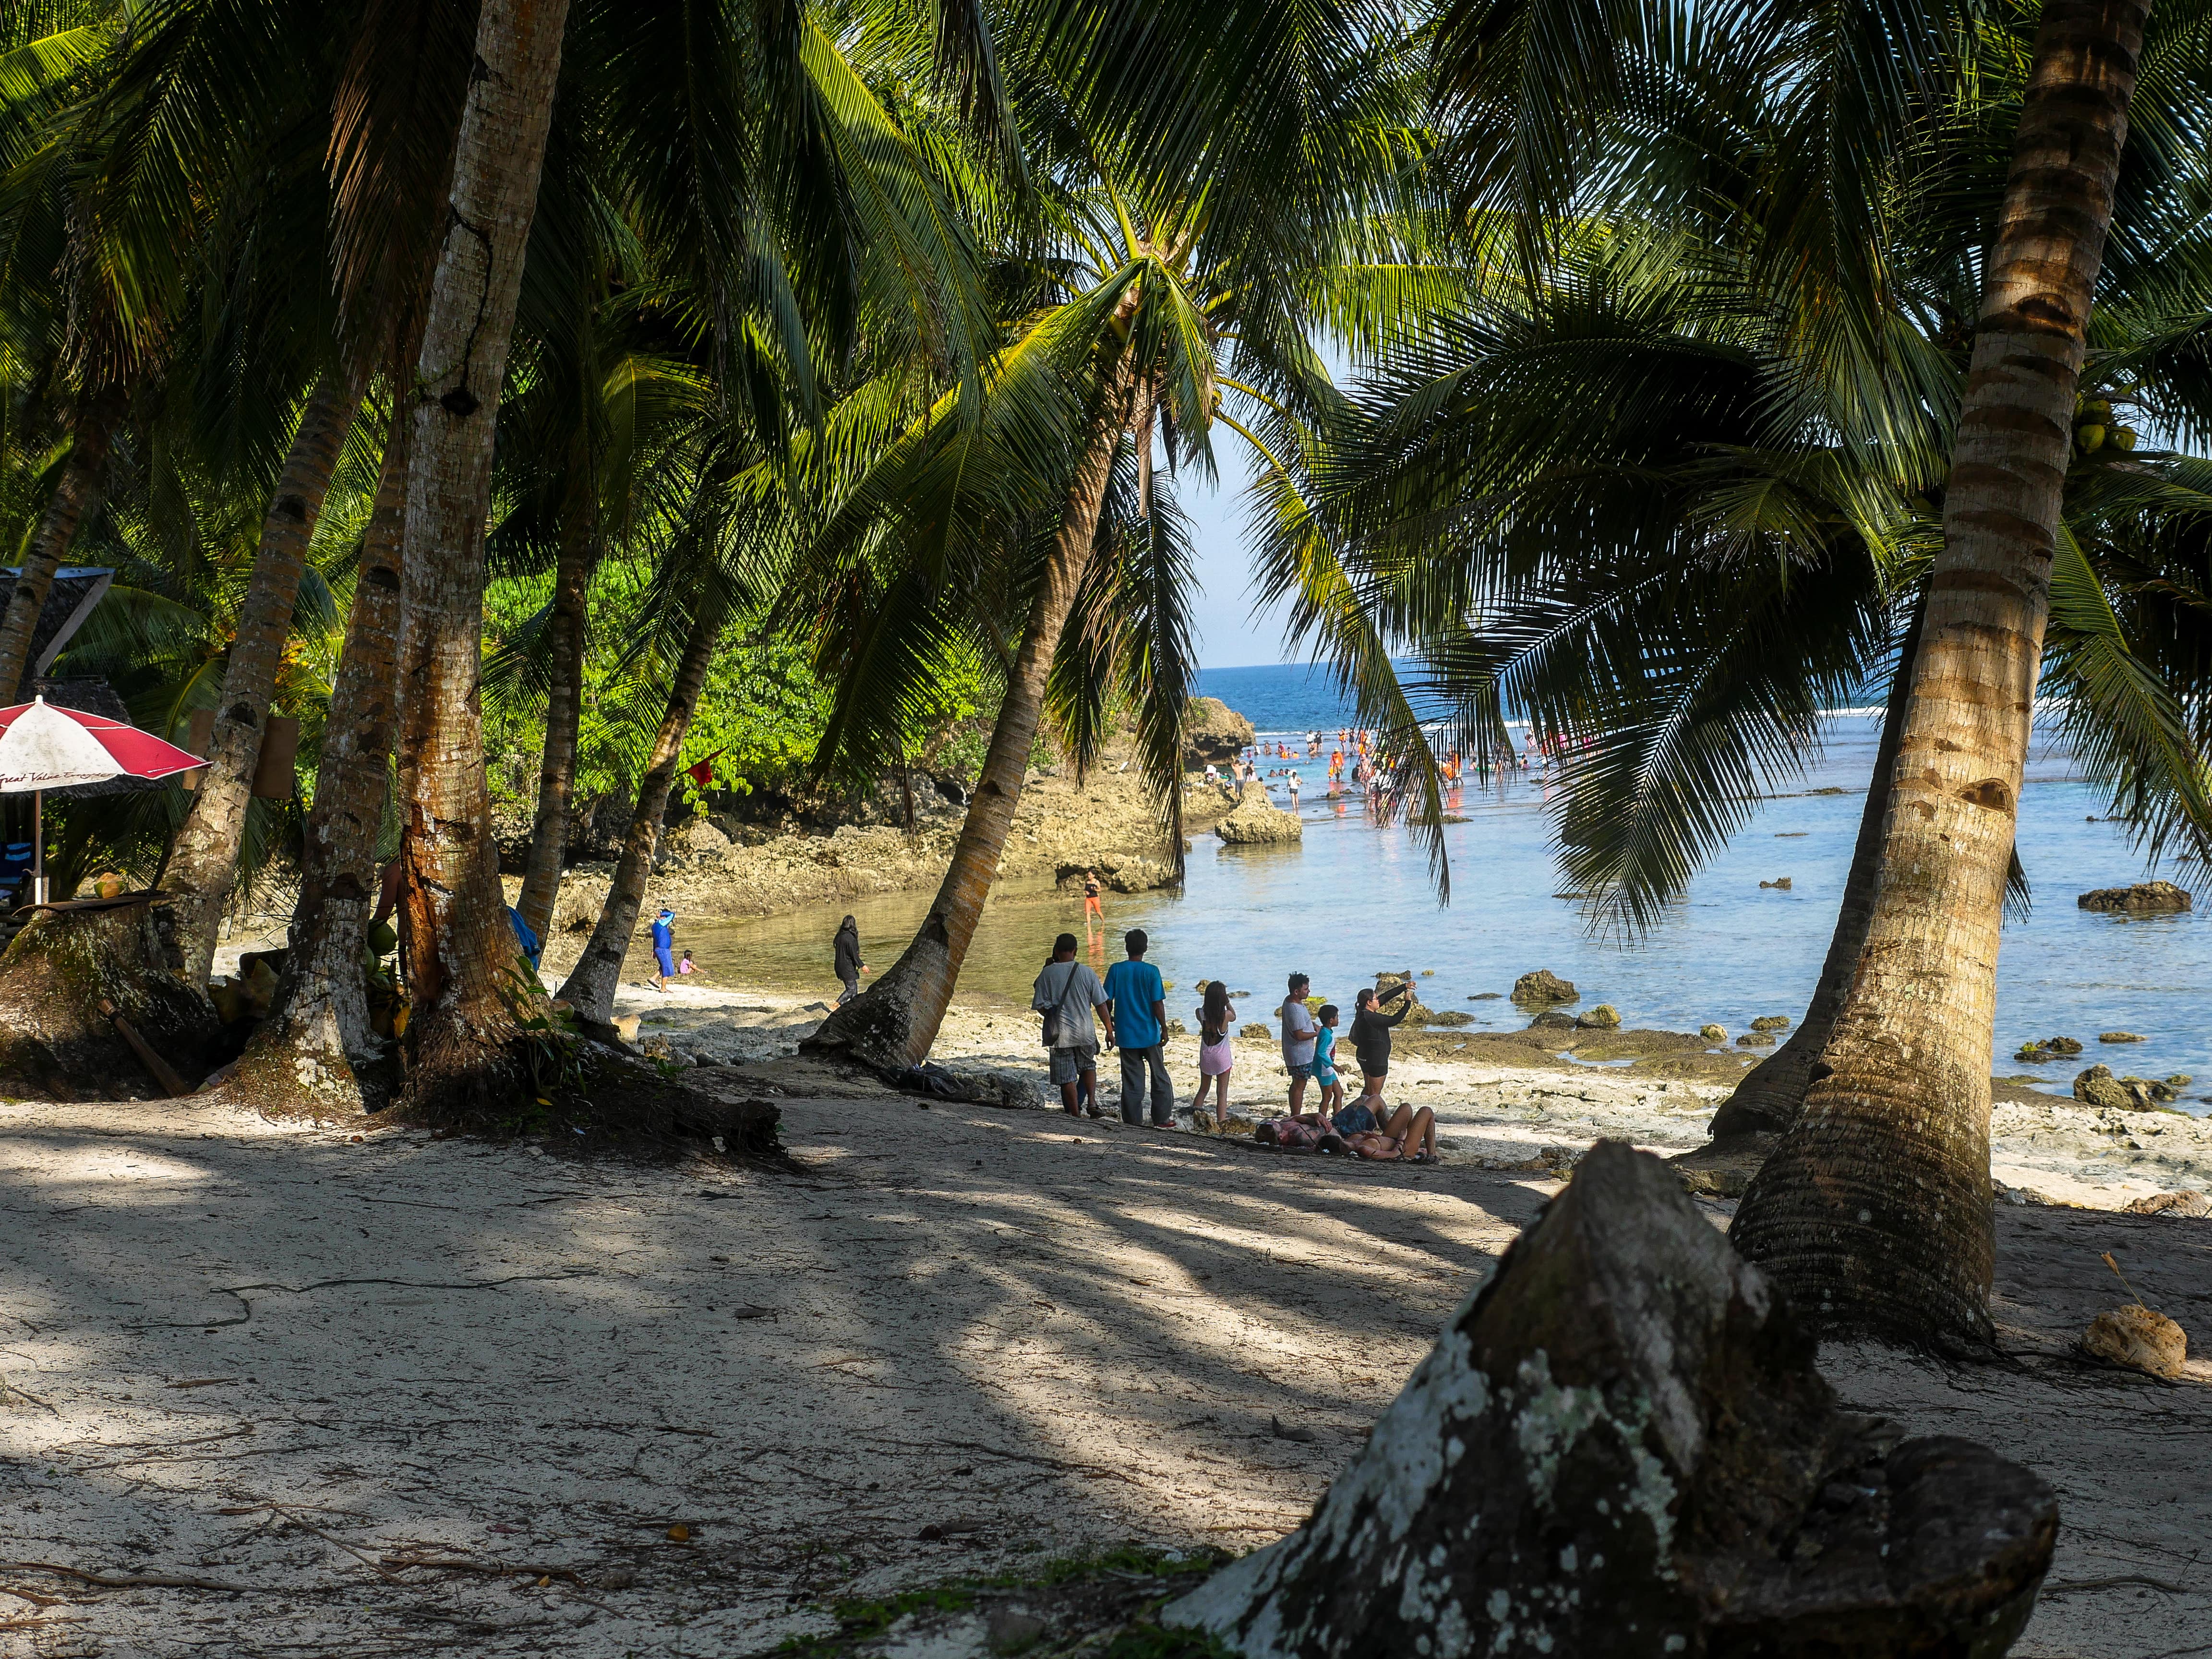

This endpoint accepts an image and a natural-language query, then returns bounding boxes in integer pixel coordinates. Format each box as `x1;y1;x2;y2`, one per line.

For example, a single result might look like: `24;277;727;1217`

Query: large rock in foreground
1215;793;1302;845
1165;1142;2056;1659
2078;880;2191;914
0;897;222;1098
1184;696;1257;764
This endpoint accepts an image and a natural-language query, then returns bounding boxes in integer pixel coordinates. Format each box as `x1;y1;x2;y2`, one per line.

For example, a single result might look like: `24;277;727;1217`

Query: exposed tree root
0;900;221;1099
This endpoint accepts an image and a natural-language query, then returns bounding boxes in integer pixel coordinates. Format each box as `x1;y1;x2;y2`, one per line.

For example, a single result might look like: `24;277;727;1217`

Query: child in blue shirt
1311;1004;1345;1116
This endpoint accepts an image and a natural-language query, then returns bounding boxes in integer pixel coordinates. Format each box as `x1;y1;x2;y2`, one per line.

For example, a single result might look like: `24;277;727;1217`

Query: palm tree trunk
393;0;571;1118
1731;0;2149;1351
224;397;410;1113
165;371;364;986
0;387;126;700
804;382;1129;1070
516;496;592;944
556;592;724;1028
1708;592;1925;1139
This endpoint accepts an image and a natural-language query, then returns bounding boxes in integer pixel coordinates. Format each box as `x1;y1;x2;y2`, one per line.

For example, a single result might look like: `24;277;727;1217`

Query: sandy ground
3;985;2209;1659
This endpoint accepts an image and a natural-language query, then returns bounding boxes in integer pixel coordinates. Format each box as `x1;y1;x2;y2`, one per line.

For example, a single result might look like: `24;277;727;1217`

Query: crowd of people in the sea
1028;927;1442;1164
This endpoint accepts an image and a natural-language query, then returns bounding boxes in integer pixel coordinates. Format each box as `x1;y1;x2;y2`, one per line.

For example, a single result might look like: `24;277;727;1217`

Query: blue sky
1181;468;1298;669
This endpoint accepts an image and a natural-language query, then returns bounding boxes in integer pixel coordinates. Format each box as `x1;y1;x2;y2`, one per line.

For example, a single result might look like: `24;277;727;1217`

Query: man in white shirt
1033;931;1113;1116
1279;971;1318;1116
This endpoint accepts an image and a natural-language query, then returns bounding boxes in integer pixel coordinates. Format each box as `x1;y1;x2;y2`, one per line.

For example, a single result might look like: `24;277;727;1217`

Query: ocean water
695;662;2212;1111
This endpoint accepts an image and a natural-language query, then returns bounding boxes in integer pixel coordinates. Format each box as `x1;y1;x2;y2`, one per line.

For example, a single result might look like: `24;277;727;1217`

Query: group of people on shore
1031;930;1441;1163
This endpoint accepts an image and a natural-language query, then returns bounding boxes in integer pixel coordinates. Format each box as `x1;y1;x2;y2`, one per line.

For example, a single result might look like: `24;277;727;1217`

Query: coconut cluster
2074;394;2139;457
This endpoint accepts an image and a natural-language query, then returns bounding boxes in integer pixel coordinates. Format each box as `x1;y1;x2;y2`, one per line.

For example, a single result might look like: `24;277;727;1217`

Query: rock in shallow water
2079;880;2191;914
1164;1142;2056;1659
1510;968;1576;1007
1214;793;1303;845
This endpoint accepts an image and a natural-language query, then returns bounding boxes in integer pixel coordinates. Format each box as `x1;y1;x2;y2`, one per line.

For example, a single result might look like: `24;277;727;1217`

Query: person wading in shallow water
833;915;866;1004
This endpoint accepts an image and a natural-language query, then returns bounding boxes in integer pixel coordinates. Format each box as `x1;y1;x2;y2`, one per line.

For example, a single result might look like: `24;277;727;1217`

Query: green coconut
2112;426;2139;451
2076;423;2106;452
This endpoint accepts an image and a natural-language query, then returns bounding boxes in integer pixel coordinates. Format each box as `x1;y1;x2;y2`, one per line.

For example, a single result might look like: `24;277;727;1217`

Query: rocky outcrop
1575;1003;1620;1028
1215;793;1302;845
2123;1190;2212;1217
1510;968;1576;1006
1165;1142;2057;1659
1055;853;1177;893
2072;1063;2182;1110
1184;696;1256;764
2079;880;2192;914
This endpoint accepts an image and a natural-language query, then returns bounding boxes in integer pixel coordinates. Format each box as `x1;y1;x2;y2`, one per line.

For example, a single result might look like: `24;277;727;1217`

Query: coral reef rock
1509;968;1577;1007
1215;794;1303;845
2078;880;2191;914
1184;696;1258;764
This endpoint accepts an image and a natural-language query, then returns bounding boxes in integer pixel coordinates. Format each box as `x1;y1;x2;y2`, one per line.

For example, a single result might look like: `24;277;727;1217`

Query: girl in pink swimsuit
1191;981;1234;1120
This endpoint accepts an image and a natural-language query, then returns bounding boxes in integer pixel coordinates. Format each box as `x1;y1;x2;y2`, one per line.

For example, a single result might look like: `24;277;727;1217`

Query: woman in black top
1348;984;1411;1111
833;916;865;1003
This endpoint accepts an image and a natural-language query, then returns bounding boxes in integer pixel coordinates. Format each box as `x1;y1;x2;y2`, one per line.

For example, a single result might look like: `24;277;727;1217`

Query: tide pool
697;664;2211;1112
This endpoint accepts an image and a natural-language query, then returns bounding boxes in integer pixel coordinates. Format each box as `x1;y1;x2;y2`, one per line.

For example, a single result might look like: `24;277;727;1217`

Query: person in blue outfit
650;906;677;992
507;906;541;971
1102;928;1173;1127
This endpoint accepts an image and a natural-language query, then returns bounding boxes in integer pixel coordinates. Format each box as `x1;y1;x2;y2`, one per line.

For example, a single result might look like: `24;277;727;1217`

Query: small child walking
1191;981;1235;1125
1312;1004;1344;1116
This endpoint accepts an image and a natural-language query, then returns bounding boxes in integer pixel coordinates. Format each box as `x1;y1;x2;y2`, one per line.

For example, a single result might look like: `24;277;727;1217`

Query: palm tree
385;0;577;1118
1329;0;2191;1346
805;18;1449;1069
1729;0;2157;1348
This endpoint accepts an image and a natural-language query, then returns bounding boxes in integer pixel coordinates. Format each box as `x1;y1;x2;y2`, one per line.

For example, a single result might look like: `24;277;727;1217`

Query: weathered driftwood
1166;1141;2056;1659
0;898;221;1098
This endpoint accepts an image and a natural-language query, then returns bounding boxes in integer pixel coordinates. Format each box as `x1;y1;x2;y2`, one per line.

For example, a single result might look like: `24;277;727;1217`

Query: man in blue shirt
1102;928;1173;1127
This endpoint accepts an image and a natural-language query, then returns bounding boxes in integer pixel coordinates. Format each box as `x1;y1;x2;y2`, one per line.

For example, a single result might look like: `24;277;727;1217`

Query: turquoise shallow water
696;665;2212;1111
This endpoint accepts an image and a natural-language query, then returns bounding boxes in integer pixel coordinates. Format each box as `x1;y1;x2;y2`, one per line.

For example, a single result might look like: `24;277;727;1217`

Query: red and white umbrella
0;696;204;903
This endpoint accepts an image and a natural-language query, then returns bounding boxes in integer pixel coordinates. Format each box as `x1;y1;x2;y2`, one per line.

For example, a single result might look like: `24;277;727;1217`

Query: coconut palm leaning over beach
1298;0;2210;1348
802;5;1456;1070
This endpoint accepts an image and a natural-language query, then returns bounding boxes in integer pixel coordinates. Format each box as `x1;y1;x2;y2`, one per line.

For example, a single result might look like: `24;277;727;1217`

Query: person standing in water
834;914;866;1004
1082;868;1105;926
